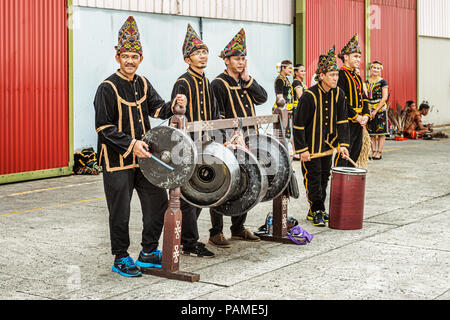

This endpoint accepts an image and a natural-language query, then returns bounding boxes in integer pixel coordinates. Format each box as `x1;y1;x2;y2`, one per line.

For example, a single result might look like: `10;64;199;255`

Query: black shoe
112;256;142;277
312;210;326;227
182;242;215;258
136;249;162;268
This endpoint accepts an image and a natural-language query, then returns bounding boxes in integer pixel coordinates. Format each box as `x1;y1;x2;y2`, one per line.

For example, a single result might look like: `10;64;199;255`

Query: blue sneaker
135;249;162;268
112;256;142;277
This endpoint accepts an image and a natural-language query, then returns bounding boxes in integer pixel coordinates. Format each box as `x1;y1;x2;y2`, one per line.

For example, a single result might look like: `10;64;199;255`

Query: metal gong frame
142;100;297;283
186;99;296;245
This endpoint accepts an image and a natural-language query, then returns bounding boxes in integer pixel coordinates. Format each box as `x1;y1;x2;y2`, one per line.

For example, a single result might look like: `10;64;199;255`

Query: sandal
373;151;382;160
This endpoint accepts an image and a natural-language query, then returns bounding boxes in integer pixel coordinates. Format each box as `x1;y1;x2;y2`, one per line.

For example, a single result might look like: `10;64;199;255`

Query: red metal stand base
140;268;200;282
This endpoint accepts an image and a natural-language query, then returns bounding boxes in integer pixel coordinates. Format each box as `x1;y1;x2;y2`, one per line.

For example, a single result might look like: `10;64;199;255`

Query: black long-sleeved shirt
211;71;268;132
338;66;371;122
293;83;350;158
94;71;173;172
170;67;220;123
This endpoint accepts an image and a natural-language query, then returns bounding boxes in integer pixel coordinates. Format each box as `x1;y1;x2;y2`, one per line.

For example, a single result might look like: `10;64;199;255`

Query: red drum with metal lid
329;167;367;230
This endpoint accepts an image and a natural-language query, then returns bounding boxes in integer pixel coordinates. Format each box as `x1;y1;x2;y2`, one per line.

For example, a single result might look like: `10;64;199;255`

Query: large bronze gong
181;141;241;208
212;145;268;216
138;126;197;189
245;133;292;202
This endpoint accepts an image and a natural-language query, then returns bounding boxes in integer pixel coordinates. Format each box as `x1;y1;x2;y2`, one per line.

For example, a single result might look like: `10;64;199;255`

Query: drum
329;167;367;230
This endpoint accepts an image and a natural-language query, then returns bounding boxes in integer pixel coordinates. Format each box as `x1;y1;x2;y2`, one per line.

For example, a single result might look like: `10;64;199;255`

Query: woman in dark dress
365;61;389;160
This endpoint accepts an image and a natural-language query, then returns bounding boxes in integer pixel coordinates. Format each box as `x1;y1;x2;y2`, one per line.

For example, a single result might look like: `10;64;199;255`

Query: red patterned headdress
115;16;142;55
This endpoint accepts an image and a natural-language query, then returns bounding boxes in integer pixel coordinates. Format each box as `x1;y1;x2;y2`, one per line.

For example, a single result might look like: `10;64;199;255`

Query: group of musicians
94;16;371;277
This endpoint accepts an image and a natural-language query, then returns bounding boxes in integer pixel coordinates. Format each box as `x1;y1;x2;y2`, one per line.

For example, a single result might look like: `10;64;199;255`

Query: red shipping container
370;0;417;110
305;0;367;85
0;0;69;176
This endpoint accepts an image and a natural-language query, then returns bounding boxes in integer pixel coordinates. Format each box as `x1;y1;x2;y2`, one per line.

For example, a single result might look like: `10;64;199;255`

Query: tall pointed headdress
115;16;142;55
315;46;339;81
339;33;362;58
219;28;247;59
182;24;208;58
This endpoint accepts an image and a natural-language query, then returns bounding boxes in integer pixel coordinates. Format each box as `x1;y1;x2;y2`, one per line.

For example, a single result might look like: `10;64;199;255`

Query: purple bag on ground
287;225;314;245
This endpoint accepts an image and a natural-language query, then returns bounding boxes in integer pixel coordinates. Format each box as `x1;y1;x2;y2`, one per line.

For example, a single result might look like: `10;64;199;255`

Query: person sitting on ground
404;101;432;139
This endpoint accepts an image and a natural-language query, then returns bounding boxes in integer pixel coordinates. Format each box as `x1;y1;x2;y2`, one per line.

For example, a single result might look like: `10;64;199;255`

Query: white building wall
417;0;450;126
72;0;294;25
72;6;294;151
418;0;450;38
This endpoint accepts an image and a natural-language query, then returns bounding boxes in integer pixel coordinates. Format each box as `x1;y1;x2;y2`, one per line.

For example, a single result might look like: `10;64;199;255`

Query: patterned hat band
115;44;142;55
370;61;383;69
220;49;247;59
184;44;209;58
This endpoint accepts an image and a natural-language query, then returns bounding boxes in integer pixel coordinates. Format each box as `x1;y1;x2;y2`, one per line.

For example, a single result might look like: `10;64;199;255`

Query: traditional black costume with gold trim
293;46;349;216
94;17;172;259
293;83;349;158
212;71;267;132
95;71;174;171
336;34;371;166
336;66;370;166
293;83;349;214
366;77;389;135
171;67;219;123
209;28;267;239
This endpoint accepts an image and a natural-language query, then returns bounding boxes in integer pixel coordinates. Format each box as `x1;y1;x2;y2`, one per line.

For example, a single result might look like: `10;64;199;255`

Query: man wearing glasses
170;24;221;258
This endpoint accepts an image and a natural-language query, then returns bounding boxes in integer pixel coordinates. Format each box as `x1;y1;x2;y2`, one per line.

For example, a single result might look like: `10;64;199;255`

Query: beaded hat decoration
315;46;339;81
219;28;247;59
183;24;208;58
115;16;142;55
340;33;362;58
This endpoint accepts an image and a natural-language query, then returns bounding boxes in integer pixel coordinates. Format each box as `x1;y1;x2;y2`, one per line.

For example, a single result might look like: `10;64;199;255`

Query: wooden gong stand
140;106;200;282
141;100;295;282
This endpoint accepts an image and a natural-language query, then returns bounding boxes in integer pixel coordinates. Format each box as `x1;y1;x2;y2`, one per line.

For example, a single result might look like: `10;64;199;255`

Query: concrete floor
1;135;449;301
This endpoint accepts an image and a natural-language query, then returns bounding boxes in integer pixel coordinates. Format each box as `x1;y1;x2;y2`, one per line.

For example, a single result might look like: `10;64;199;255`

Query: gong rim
212;145;268;216
138;126;197;189
245;133;292;202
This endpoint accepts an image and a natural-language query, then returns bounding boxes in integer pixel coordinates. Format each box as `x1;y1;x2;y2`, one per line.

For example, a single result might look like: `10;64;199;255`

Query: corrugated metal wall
370;0;417;109
0;0;69;175
72;0;294;24
305;0;366;84
418;0;450;38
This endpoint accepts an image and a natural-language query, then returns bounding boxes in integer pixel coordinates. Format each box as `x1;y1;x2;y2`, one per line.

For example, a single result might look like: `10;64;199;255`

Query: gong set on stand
137;100;298;282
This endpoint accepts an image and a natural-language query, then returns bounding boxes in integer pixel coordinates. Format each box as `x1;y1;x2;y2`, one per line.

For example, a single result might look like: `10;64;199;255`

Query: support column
365;0;371;73
294;0;306;65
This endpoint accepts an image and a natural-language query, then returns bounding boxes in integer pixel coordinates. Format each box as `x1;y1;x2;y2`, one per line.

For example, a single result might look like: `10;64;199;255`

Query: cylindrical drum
329;167;367;230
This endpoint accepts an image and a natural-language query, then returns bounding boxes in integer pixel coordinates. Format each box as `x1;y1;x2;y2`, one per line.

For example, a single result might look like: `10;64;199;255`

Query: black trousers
336;121;363;167
102;168;168;258
180;198;202;249
209;209;247;237
300;155;333;212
